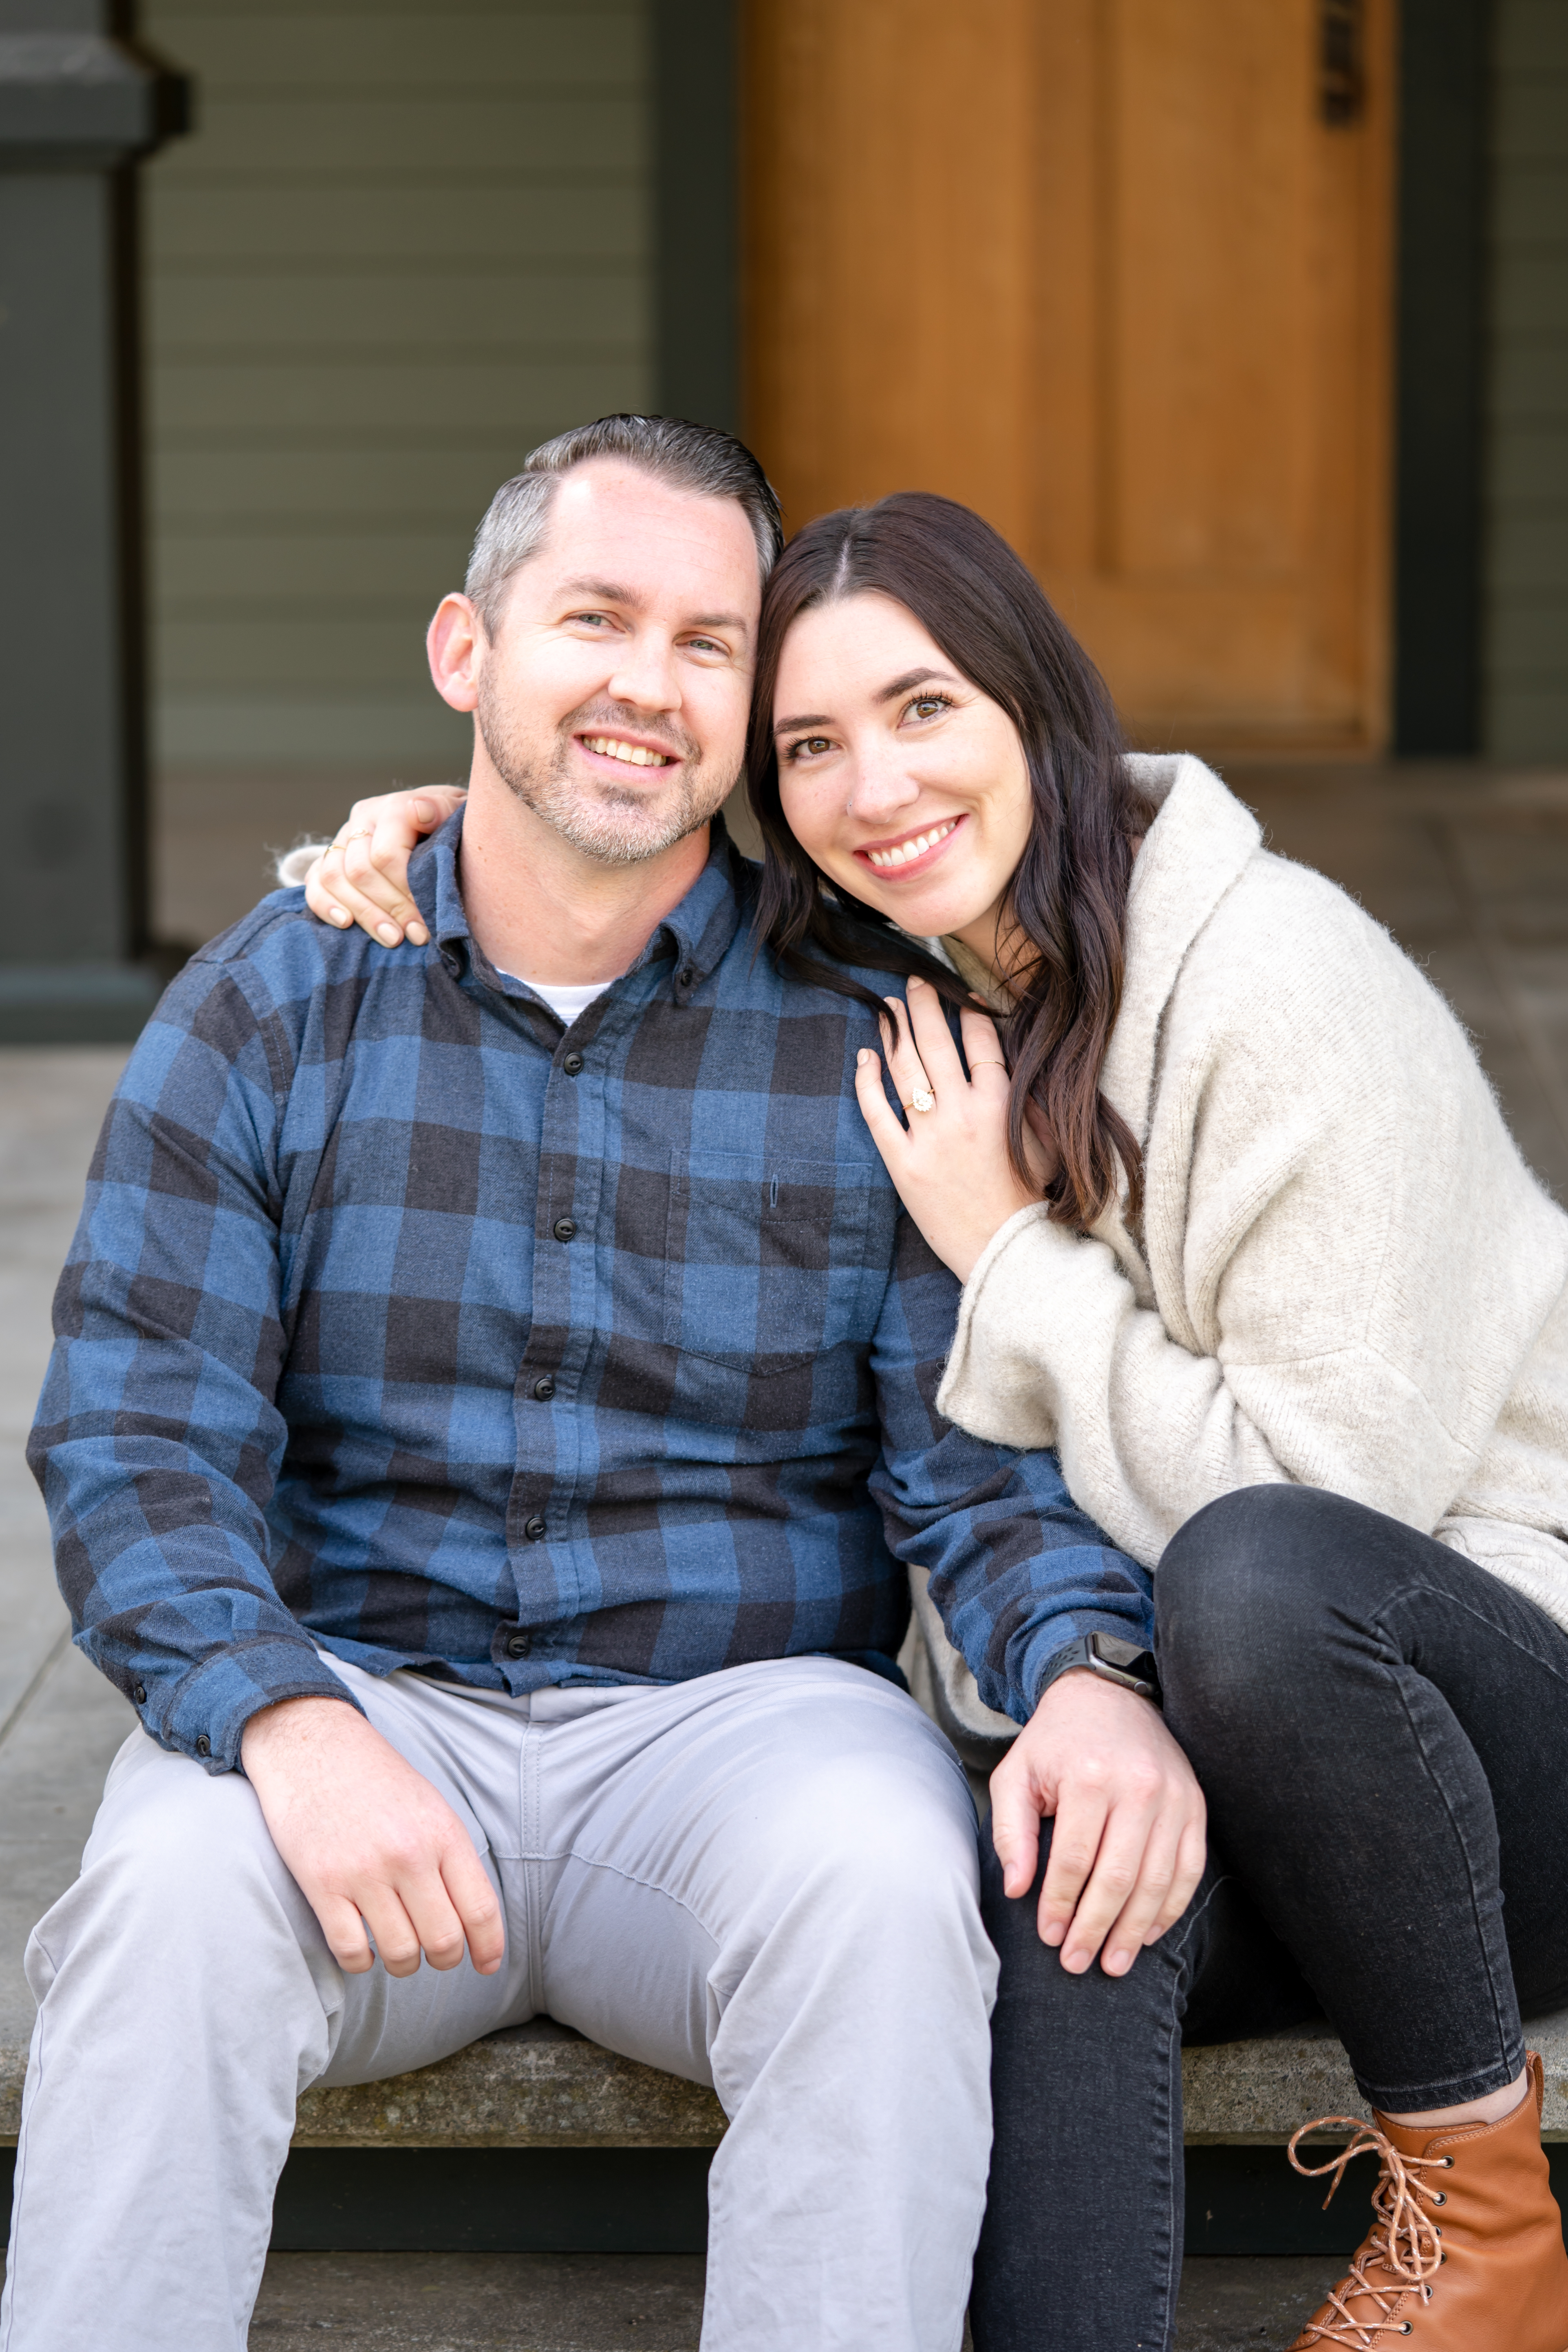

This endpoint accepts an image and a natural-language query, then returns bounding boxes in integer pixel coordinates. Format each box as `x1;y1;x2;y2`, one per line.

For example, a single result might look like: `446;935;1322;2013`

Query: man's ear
428;594;484;713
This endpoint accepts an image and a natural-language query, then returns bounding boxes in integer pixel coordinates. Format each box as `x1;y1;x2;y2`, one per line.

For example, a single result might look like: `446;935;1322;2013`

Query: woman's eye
789;736;833;761
909;696;950;722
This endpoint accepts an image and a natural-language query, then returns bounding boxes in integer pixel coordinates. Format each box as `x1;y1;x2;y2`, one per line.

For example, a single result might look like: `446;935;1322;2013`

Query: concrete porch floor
3;759;1567;2345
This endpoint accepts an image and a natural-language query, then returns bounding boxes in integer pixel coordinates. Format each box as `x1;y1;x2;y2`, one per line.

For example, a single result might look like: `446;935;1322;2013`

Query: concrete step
7;1641;1568;2153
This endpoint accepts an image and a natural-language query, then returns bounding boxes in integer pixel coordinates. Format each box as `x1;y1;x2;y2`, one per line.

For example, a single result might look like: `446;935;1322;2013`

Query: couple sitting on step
11;415;1568;2352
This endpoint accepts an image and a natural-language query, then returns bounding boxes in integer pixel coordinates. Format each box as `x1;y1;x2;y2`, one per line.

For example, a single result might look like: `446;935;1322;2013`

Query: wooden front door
743;0;1393;753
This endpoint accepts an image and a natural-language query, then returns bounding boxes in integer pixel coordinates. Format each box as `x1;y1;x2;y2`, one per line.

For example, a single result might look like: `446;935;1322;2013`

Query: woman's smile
854;812;966;878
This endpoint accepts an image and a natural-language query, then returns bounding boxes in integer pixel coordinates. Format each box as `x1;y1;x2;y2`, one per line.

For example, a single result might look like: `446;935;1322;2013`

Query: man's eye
571;611;612;628
687;635;726;655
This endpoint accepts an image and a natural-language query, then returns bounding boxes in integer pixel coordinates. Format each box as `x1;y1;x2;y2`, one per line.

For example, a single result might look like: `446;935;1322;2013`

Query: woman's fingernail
329;907;350;925
376;922;400;946
909;975;924;988
407;923;429;945
1105;1950;1131;1977
1041;1922;1065;1948
857;1049;870;1066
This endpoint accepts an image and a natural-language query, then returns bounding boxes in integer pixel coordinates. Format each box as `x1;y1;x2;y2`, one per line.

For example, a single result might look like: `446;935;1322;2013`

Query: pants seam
1377;1609;1522;2096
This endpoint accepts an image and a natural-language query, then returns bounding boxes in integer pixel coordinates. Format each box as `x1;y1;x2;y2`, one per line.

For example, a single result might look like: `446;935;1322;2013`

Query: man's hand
990;1669;1206;1976
241;1696;505;1979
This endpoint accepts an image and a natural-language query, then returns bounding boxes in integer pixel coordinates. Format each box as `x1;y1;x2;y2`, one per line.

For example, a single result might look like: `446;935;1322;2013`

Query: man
9;416;1156;2351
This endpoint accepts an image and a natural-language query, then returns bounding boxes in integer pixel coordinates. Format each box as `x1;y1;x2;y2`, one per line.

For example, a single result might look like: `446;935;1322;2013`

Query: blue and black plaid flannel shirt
30;814;1153;1772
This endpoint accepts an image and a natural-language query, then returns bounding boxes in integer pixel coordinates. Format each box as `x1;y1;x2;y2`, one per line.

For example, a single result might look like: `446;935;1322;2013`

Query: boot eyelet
1430;2191;1447;2204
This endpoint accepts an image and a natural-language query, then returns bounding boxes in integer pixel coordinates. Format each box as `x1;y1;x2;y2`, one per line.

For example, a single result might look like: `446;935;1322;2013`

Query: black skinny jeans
971;1483;1568;2352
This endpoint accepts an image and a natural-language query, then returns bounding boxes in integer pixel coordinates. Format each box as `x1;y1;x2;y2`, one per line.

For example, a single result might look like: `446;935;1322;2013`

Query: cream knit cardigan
931;752;1568;1669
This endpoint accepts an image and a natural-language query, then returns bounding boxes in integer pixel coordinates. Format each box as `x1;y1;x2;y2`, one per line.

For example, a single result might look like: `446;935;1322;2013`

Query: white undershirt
501;974;618;1025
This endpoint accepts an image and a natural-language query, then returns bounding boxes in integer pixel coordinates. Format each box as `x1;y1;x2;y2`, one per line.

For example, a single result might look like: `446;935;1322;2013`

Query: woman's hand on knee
303;785;466;947
990;1670;1207;1978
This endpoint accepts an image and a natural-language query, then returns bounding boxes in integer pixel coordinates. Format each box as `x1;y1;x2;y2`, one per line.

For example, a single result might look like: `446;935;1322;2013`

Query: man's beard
476;682;739;867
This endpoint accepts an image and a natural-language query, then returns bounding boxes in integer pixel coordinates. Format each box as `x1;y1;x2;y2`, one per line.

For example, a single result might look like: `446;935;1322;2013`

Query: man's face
458;460;761;865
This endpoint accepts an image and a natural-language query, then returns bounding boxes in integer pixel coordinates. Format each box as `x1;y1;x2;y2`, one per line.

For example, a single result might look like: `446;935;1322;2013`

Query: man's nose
606;631;681;712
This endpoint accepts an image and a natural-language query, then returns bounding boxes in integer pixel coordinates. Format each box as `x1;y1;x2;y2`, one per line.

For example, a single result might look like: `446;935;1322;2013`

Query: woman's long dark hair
748;491;1153;1231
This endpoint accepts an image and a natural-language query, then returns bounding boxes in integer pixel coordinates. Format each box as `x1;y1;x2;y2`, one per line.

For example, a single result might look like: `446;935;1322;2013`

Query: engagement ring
905;1088;936;1114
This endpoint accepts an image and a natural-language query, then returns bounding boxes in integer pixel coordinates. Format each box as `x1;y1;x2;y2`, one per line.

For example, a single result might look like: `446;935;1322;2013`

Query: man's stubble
476;675;741;868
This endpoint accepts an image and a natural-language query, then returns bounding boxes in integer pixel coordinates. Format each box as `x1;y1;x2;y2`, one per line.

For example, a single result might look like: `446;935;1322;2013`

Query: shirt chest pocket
662;1152;878;1375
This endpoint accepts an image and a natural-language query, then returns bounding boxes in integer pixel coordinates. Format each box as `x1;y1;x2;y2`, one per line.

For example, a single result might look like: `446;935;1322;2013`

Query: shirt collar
411;805;748;998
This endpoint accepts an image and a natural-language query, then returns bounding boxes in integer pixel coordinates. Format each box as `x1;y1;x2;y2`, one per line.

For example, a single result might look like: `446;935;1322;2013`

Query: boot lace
1284;2114;1451;2347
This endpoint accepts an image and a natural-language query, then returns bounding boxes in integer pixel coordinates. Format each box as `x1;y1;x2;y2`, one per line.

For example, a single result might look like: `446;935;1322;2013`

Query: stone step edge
4;2014;1567;2149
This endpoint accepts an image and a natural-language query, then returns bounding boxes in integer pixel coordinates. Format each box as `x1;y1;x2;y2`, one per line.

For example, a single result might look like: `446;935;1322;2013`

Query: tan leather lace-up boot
1283;2052;1568;2350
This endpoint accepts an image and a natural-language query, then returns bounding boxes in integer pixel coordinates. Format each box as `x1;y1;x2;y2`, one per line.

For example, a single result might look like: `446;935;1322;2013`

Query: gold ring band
968;1060;1007;1070
333;825;375;849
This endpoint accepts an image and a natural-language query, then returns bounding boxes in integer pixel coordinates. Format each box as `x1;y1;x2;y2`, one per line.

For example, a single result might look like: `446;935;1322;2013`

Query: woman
296;492;1568;2352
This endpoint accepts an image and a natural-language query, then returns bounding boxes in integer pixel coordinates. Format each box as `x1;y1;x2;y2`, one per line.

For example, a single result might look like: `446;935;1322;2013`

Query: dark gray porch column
0;2;185;1041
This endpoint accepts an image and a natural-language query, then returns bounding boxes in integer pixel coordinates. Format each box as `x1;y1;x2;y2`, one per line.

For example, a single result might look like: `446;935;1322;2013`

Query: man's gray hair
464;414;785;635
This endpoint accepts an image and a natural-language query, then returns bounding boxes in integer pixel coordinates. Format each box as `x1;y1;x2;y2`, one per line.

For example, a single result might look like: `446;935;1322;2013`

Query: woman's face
772;592;1033;958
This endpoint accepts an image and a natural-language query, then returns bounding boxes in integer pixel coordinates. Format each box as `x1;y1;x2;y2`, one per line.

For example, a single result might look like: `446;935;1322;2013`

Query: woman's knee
1152;1486;1382;1712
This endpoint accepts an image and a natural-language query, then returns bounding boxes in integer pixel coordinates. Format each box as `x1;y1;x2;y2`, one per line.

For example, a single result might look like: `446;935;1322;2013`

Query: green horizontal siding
142;0;653;776
1485;0;1568;758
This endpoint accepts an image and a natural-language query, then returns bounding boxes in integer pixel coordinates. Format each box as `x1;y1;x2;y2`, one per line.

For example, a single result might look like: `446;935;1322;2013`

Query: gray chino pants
0;1653;995;2352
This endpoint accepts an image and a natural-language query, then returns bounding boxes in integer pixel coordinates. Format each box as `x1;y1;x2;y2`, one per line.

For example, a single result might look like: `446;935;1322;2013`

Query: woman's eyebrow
774;667;961;736
875;666;960;702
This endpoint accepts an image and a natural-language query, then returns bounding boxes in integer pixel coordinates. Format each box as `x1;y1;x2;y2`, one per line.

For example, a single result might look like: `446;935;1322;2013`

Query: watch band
1036;1631;1161;1705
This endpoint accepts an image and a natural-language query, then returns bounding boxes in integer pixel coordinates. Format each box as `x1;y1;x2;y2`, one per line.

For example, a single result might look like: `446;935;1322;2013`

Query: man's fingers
442;1840;506;1976
1145;1816;1209;1946
1056;1807;1154;1973
316;1892;375;1975
394;1866;474;1974
988;1760;1045;1901
1097;1814;1185;1975
1036;1785;1111;1950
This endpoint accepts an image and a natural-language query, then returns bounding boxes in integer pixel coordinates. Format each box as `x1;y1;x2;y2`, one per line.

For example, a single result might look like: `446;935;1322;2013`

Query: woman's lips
851;814;965;882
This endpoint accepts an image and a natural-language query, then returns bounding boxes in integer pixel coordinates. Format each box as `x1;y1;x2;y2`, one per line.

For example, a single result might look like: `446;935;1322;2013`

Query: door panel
744;0;1392;751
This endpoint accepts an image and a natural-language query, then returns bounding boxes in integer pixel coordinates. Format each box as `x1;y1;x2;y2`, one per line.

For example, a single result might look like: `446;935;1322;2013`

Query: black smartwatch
1036;1631;1161;1705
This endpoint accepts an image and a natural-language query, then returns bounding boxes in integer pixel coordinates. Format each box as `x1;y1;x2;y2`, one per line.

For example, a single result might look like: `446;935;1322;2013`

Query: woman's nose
845;751;921;822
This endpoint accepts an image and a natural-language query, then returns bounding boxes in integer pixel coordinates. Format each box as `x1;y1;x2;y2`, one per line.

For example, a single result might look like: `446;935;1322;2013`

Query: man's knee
44;1734;313;1982
764;1713;986;1964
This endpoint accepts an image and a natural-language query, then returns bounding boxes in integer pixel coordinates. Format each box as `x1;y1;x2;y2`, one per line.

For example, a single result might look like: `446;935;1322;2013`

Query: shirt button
552;1217;577;1242
505;1631;532;1659
195;1735;211;1757
133;1682;147;1704
532;1375;556;1401
525;1515;547;1541
678;966;695;988
562;1051;584;1076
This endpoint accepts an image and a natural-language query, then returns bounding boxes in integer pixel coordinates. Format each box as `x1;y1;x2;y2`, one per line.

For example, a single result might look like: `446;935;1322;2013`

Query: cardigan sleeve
935;1207;1295;1566
935;878;1568;1571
